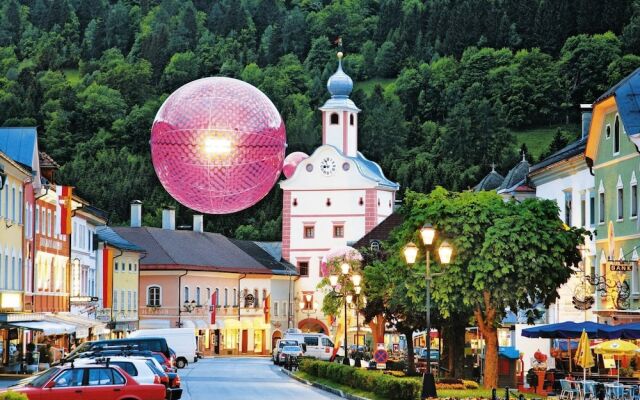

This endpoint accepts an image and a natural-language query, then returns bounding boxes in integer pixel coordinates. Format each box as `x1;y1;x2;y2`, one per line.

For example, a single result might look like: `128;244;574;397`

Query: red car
4;364;166;400
152;352;175;373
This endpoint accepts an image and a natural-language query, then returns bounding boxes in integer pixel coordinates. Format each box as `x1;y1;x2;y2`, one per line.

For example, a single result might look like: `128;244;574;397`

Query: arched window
349;114;354;126
330;113;339;125
614;114;621;154
196;287;201;306
254;289;259;308
233;288;237;306
224;288;228;307
206;288;211;305
147;286;161;307
215;288;220;307
184;286;189;303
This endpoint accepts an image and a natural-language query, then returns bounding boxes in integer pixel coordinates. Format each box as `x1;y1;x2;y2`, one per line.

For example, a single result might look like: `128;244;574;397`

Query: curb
280;368;371;400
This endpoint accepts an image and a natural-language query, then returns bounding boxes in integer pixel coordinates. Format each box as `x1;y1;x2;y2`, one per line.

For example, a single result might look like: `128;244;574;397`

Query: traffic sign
374;349;389;363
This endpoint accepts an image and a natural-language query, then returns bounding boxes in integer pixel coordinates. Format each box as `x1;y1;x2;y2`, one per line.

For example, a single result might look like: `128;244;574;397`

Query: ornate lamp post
404;223;453;399
329;262;361;366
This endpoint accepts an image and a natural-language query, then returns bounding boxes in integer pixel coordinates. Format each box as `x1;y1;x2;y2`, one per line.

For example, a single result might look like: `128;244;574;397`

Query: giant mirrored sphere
151;77;286;214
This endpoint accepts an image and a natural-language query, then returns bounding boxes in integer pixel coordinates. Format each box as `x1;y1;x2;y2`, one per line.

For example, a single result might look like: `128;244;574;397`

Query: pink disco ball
151;77;286;214
283;152;309;178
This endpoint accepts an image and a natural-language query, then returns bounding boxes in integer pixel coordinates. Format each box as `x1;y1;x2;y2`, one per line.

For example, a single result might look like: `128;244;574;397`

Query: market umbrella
592;340;639;381
574;329;595;391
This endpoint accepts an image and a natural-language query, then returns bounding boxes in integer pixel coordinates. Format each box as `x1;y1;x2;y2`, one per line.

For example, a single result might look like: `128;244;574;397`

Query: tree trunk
474;291;499;389
403;327;417;375
450;321;467;378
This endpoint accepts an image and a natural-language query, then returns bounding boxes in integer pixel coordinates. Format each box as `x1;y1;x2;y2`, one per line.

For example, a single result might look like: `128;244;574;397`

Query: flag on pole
102;247;113;308
55;186;72;235
264;294;270;324
210;292;217;325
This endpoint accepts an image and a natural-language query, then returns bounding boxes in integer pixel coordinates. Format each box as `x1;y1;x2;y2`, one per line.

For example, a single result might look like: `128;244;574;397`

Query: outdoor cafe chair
560;379;580;400
605;382;627;400
581;380;597;400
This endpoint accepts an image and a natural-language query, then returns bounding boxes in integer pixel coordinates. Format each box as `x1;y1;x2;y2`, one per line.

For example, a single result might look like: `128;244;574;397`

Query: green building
585;68;640;322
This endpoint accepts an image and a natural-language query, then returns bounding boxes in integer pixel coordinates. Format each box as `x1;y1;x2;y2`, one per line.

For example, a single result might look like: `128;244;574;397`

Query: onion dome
327;52;353;98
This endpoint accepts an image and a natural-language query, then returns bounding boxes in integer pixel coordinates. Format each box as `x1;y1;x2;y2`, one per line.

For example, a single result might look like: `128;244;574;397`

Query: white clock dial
320;157;337;176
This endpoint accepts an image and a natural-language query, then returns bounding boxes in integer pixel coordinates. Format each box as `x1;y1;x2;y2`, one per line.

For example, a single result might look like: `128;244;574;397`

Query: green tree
161;51;200;91
393;188;585;388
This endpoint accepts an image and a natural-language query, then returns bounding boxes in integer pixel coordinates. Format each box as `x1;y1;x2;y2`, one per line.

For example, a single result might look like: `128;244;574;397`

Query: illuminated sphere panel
151;77;286;214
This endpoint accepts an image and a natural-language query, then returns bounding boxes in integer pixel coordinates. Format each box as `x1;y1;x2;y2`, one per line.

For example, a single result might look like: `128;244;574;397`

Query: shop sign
70;296;99;303
608;261;634;272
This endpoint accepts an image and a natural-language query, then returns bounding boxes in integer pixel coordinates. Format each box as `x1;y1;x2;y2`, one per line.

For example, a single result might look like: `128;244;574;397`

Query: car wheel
177;358;187;369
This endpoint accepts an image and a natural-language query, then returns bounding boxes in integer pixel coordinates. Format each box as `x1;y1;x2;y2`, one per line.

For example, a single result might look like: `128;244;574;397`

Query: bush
298;360;420;400
462;379;480;389
0;392;29;400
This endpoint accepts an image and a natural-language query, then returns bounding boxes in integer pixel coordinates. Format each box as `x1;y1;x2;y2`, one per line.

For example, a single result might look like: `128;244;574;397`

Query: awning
212;320;224;330
182;320;196;328
10;321;75;336
224;319;241;330
139;319;171;329
45;314;106;339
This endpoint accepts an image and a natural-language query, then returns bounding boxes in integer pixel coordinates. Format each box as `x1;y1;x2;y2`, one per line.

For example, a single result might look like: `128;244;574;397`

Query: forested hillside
1;0;639;238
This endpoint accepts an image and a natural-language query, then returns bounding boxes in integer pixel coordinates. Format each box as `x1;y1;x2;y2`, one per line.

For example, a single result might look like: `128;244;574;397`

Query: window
254;289;259;308
53;368;84;387
333;225;344;238
111;362;137;377
233;288;237;306
206;288;211;305
88;368;124;385
113;290;118;311
298;261;309;277
618;186;624;220
580;194;586;227
599;192;605;224
4;187;8;218
304;337;319;346
614;115;621;154
134;291;137;311
224;288;228;307
184;286;189;302
590;192;596;226
196;287;201;306
11;186;15;222
304;226;314;239
564;191;572;225
127;291;131;311
633;183;638;218
215;288;220;307
606;124;611;139
274;302;279;316
349;114;354;126
18;189;22;224
121;290;125;312
330;113;339;125
129;263;132;272
35;206;39;233
47;209;51;237
114;262;118;272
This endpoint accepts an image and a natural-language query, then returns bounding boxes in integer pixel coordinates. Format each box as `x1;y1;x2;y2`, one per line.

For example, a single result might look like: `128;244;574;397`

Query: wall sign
608;261;634;272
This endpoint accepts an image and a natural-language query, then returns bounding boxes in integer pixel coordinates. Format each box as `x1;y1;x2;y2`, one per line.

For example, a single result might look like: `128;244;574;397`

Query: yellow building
0;150;30;312
95;226;144;336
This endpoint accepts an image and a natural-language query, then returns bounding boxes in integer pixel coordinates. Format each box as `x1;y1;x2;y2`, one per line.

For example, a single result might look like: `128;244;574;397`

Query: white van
283;332;337;361
129;328;197;368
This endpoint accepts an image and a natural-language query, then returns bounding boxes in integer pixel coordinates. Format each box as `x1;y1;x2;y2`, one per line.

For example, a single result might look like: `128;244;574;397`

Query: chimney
581;104;592;139
162;206;176;230
193;215;204;233
131;200;142;228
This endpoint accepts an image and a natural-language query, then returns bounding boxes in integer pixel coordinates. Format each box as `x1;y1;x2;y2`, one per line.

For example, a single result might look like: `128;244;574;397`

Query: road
180;357;340;400
0;357;340;399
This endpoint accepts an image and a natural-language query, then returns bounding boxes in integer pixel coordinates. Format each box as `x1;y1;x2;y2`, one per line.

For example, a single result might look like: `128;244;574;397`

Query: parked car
272;339;300;365
152;351;176;373
4;363;166;400
283;332;340;360
279;345;304;364
67;337;172;362
129;329;196;368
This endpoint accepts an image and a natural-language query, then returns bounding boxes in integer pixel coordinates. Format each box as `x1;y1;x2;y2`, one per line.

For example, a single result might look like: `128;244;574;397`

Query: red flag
264;294;270;324
102;247;113;308
210;292;217;324
55;186;72;235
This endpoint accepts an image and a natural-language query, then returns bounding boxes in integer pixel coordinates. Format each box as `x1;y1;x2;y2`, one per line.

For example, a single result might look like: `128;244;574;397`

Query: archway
298;318;329;335
271;330;282;349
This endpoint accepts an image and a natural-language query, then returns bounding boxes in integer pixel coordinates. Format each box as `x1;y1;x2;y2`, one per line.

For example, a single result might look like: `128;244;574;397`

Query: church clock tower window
330;113;339;125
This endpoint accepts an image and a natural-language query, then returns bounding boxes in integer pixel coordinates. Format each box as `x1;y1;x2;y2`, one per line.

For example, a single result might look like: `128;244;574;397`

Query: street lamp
329;264;361;366
404;223;453;400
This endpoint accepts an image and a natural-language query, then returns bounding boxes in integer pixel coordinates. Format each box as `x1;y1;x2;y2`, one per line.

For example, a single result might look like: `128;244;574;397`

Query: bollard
492;388;497;400
505;387;509;400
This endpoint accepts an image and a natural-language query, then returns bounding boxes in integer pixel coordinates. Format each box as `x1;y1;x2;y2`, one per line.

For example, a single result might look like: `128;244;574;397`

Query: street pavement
0;357;341;399
180;357;341;400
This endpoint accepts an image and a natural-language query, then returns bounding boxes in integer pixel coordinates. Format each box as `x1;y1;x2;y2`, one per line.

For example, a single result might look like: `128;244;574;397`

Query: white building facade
280;53;399;334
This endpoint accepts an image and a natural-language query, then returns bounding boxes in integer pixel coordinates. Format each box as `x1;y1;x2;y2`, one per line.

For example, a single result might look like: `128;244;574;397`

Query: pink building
114;203;295;356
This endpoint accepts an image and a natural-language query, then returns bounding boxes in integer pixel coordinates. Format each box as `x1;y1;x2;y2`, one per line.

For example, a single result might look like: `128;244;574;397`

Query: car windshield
283;346;301;352
28;367;60;387
280;341;297;348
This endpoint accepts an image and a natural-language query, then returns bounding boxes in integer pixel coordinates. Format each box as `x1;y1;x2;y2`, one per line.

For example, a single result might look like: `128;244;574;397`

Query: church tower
279;53;399;335
320;52;360;157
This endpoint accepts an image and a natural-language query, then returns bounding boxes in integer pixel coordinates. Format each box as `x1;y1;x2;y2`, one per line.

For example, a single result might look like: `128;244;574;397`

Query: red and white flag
55;186;72;235
210;292;217;325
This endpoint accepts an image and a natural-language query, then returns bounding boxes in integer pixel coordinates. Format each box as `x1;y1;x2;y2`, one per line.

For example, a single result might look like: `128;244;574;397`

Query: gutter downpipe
177;271;188;328
238;273;247;354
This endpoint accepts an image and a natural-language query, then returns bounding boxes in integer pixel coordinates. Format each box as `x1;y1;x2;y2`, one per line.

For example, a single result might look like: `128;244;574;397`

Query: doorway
241;330;248;353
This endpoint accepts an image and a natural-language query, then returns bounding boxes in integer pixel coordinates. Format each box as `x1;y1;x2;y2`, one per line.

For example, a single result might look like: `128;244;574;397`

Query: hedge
0;392;29;400
299;359;421;400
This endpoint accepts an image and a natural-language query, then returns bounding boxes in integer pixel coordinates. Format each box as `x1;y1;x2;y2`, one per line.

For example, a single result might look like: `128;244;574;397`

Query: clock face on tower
320;157;337;176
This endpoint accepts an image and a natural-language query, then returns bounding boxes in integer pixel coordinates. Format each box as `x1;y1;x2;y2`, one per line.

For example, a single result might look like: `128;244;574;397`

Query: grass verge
511;123;580;160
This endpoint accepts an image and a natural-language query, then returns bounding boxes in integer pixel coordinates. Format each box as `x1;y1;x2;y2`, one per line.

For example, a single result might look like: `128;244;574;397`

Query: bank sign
608;261;634;272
